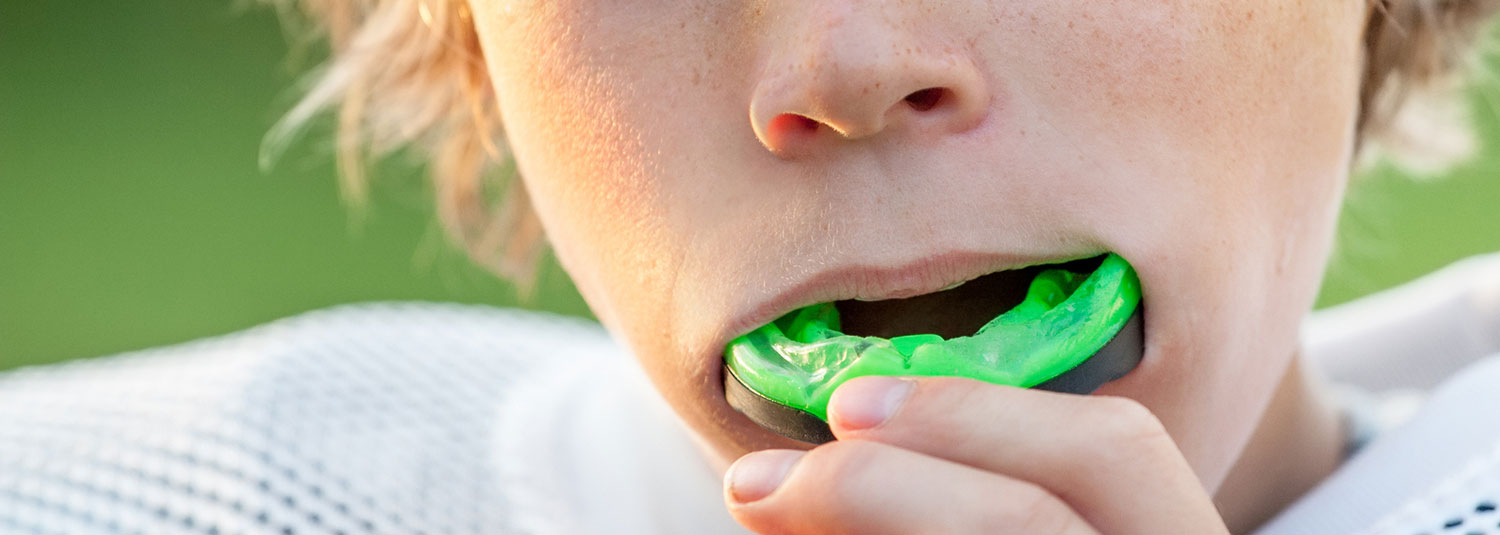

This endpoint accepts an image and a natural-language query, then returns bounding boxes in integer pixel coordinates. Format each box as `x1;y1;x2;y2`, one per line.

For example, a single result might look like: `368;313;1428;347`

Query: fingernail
831;376;914;430
726;450;804;504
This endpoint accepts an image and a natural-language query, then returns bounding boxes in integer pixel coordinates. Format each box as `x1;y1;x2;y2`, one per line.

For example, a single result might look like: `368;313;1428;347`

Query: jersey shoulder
1261;355;1500;535
0;302;615;535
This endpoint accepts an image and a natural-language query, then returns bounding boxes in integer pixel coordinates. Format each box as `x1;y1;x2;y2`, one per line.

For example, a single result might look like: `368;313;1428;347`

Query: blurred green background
2;2;1498;372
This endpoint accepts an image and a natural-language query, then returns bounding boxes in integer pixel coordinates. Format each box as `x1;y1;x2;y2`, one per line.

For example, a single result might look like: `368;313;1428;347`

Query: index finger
827;376;1226;534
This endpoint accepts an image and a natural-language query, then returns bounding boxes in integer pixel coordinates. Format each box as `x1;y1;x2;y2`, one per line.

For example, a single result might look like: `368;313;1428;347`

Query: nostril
760;113;826;156
769;113;822;132
902;88;947;112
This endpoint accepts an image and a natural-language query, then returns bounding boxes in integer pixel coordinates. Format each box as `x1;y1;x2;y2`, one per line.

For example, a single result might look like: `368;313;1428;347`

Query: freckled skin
469;0;1367;491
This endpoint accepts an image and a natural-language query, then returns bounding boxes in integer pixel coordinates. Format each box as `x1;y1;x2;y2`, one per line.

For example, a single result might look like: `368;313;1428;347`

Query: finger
723;441;1099;535
827;376;1225;534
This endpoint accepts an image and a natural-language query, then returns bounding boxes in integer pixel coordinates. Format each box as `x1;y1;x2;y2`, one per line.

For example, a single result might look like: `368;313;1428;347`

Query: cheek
1014;2;1364;185
1056;2;1365;487
471;0;770;430
473;0;783;347
471;0;691;334
1015;1;1363;308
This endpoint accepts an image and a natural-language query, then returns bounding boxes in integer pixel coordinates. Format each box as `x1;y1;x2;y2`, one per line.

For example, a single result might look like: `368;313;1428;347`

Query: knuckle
1093;396;1168;438
1089;396;1175;461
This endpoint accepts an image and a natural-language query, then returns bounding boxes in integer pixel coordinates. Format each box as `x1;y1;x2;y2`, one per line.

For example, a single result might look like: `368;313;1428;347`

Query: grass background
2;1;1498;371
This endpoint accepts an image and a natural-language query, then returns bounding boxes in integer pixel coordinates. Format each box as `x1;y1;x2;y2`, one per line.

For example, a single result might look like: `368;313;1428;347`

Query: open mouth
833;255;1109;340
723;253;1143;443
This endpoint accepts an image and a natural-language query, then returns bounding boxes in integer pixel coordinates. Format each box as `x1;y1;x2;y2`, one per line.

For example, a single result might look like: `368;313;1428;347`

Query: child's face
471;0;1367;489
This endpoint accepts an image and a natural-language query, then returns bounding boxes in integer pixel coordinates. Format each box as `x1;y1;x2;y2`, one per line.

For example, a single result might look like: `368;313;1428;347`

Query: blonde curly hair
259;0;1499;287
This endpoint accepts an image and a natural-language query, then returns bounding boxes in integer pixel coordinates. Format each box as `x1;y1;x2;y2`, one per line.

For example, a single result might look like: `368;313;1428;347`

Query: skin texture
468;0;1368;531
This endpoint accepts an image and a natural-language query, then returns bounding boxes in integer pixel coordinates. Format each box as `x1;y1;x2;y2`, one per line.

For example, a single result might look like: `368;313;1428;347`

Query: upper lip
721;249;1102;343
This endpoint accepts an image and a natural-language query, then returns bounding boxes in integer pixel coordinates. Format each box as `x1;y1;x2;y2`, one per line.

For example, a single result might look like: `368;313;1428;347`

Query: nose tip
749;36;990;158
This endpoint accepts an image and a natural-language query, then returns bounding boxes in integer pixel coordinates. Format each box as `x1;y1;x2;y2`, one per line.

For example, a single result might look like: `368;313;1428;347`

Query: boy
4;0;1499;533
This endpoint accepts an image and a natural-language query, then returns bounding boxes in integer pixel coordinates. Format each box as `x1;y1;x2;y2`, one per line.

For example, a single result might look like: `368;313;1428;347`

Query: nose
749;3;990;158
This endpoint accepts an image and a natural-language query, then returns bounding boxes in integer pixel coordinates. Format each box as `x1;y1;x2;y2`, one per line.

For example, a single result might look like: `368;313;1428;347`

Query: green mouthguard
724;253;1142;441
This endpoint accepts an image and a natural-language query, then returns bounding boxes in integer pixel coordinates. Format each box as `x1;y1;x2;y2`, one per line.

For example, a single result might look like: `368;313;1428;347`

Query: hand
722;376;1229;534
